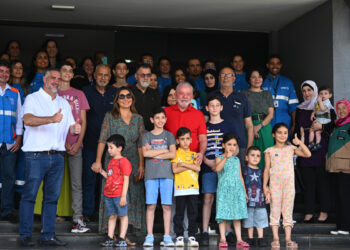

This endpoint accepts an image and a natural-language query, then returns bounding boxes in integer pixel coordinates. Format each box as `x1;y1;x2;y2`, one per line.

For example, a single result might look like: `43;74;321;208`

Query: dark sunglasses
118;93;132;99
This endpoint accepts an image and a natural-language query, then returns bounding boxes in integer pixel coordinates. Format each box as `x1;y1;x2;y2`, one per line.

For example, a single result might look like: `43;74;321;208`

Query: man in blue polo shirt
262;55;299;130
82;64;117;220
207;66;254;163
187;58;205;92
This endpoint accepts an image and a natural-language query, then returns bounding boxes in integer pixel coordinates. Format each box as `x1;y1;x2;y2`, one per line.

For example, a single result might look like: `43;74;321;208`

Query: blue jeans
19;152;64;240
0;145;17;217
82;149;101;216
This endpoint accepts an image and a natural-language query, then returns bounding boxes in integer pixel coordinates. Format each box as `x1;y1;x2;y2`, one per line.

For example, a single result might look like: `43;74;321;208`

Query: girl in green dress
215;133;248;248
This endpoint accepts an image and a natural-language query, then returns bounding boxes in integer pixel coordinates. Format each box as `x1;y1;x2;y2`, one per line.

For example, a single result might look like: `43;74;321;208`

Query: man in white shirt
0;59;23;223
19;68;81;247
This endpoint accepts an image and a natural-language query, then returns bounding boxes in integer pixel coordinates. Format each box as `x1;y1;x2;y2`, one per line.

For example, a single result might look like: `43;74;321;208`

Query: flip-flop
271;240;280;248
286;241;298;248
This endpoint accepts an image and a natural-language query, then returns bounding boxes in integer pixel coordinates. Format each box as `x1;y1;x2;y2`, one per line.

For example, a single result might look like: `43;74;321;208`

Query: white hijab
297;80;318;110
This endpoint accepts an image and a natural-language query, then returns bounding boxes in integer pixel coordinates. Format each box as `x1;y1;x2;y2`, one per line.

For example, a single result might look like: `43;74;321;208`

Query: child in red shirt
99;134;132;247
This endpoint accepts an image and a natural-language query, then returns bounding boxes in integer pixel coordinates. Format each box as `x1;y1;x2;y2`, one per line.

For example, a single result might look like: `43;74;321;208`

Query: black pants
300;166;331;214
332;173;350;231
174;195;198;237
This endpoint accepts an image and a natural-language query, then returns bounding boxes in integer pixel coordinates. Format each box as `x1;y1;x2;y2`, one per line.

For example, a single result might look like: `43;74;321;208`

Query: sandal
271;241;280;248
218;241;228;248
125;236;136;246
236;241;249;248
286;241;298;248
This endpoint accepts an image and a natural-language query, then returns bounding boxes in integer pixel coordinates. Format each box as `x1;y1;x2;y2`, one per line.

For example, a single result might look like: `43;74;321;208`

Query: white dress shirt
0;83;23;150
22;88;75;152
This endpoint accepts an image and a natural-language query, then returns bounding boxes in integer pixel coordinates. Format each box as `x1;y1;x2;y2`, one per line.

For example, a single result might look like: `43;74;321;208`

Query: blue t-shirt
202;120;234;173
194;77;205;92
126;75;137;85
234;72;250;91
207;90;251;148
11;83;25;104
242;165;265;208
157;76;172;96
29;72;45;93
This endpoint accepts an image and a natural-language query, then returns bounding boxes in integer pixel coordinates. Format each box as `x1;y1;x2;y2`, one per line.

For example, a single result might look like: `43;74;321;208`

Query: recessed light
51;5;75;10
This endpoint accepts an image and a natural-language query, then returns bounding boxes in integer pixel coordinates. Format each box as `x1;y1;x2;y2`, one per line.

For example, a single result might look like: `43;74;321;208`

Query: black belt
252;114;266;121
34;150;64;155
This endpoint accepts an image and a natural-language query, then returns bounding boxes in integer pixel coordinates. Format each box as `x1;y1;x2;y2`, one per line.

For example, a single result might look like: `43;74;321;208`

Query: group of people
0;39;349;249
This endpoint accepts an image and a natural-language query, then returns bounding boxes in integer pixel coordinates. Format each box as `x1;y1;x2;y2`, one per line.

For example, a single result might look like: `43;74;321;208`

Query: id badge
274;100;279;108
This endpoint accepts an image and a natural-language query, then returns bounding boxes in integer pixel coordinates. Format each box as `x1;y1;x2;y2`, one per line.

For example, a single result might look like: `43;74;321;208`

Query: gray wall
276;1;333;100
332;0;350;102
0;25;115;67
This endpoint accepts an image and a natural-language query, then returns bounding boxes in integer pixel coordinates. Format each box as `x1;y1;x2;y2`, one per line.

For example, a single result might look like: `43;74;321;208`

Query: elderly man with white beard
130;64;161;131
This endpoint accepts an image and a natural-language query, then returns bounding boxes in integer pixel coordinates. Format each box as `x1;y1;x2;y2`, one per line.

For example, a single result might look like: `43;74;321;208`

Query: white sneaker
71;218;90;233
338;230;350;235
175;236;184;247
187;236;199;247
330;230;339;235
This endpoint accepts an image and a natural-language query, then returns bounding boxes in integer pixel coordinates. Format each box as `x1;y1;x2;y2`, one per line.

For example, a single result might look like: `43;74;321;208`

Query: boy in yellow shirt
172;127;200;247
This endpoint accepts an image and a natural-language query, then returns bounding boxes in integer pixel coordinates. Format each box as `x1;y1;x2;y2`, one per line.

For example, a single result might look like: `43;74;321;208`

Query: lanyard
269;75;280;99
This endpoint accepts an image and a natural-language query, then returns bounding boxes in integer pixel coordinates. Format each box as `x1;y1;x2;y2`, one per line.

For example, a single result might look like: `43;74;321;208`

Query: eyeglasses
138;73;152;78
219;73;234;78
118;93;132;99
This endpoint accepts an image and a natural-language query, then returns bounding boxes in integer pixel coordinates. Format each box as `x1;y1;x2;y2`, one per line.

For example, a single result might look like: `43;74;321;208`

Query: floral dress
98;112;145;233
216;155;247;222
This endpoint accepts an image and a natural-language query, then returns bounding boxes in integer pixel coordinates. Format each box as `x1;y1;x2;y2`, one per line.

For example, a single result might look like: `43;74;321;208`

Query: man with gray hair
19;68;81;247
165;82;207;162
130;63;161;131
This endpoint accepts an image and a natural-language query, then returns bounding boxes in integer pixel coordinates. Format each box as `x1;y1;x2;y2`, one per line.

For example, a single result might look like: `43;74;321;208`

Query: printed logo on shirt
281;86;289;90
10;97;15;105
151;138;167;150
232;100;242;109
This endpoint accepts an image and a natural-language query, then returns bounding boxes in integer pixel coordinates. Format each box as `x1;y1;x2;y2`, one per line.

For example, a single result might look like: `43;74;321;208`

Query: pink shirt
58;87;90;146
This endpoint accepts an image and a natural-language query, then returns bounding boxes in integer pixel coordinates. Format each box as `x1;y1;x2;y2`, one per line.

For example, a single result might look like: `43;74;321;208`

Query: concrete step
0;232;350;249
0;221;337;235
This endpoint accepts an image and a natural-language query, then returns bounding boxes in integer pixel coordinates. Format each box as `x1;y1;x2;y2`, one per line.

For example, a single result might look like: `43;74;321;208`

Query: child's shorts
243;207;268;229
201;172;218;193
145;178;173;205
105;196;128;217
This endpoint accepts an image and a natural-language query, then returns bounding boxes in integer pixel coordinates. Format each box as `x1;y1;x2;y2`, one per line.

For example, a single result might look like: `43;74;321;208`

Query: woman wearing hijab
326;99;350;235
294;81;335;223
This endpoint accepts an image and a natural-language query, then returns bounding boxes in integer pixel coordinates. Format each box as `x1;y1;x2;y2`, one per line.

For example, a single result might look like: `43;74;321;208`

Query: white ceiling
0;0;327;32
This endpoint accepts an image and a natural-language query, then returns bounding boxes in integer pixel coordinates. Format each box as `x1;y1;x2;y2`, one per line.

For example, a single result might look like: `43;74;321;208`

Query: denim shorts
201;172;218;194
243;207;269;228
105;196;128;217
145;178;173;205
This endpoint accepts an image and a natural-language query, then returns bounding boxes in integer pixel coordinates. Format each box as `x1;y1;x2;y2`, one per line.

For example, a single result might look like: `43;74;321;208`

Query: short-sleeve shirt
58;87;90;146
242;165;265;208
142;130;176;180
22;88;75;152
83;85;117;151
104;157;132;198
164;104;207;152
130;85;161;131
207;90;251;148
241;90;274;115
171;148;199;196
202;120;234;173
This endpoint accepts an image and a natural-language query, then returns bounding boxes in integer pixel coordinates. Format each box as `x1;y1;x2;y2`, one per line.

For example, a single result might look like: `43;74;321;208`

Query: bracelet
261;122;265;127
